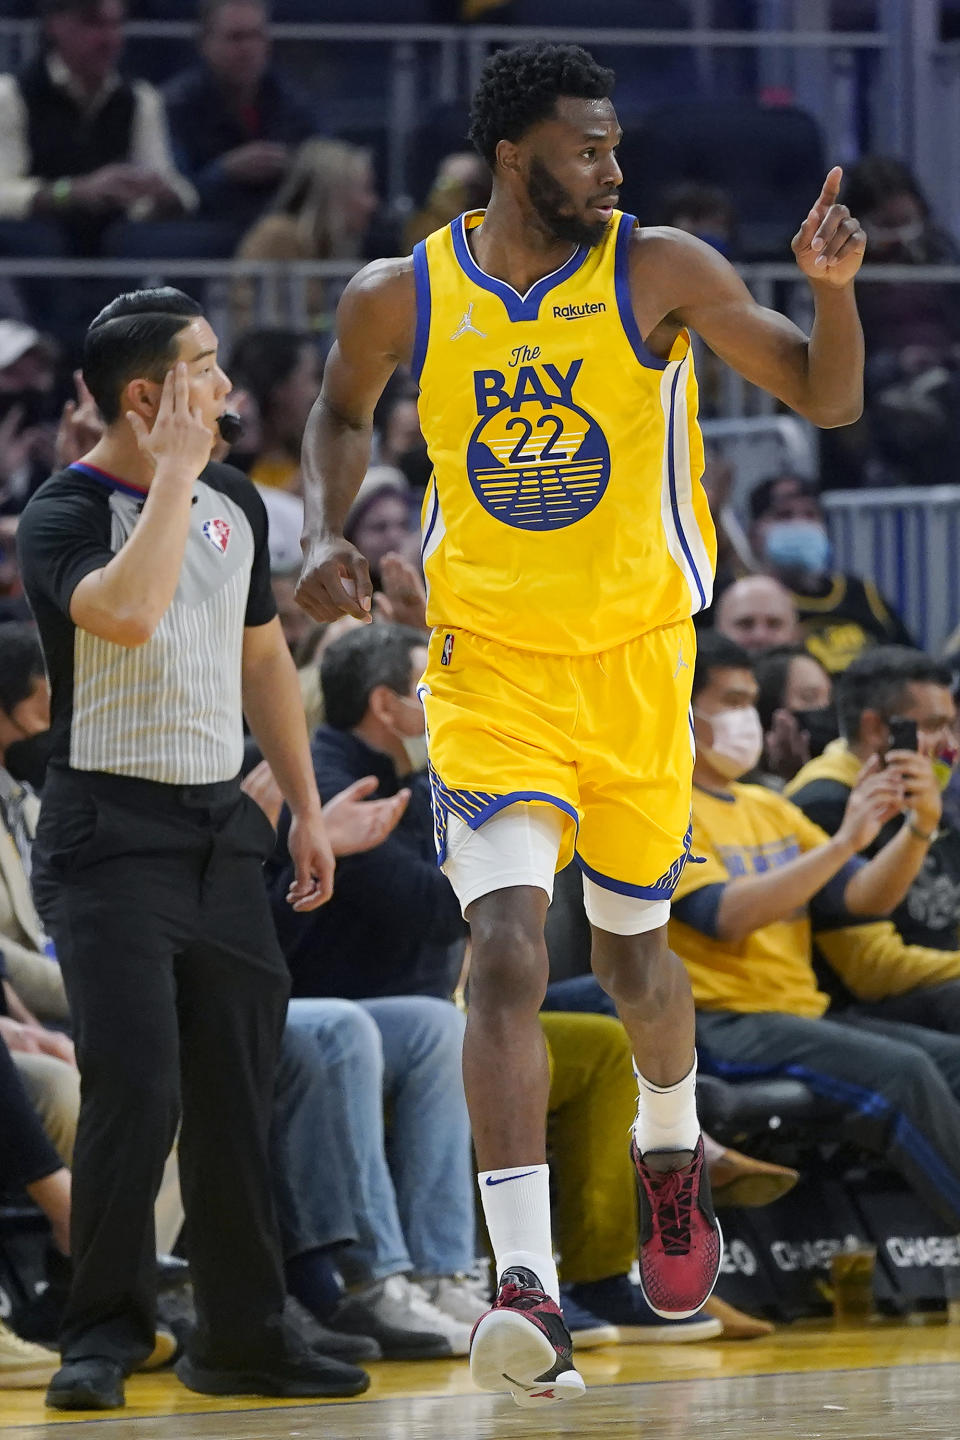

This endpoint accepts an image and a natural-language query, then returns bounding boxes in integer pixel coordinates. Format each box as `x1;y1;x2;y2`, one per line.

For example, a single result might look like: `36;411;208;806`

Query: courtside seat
696;1071;841;1151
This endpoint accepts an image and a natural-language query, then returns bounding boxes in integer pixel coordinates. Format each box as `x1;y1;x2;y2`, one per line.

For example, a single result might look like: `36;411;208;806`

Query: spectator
0;627;62;1014
0;964;78;1170
405;151;491;251
374;384;430;500
228;327;322;492
274;997;479;1359
0;0;195;252
0;322;60;515
657;181;738;258
272;564;314;657
240;138;378;261
233;139;379;329
713;574;800;656
753;644;836;785
698;443;749;603
164;0;318;234
343;469;416;591
748;472;913;672
787;648;960;993
0;1032;67;1387
268;624;464;1001
825;158;960;488
260;625;480;1348
666;632;960;1233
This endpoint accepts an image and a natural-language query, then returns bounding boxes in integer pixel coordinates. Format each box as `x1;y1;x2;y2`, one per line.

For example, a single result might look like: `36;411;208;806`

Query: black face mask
5;730;54;792
792;707;840;760
395;444;433;496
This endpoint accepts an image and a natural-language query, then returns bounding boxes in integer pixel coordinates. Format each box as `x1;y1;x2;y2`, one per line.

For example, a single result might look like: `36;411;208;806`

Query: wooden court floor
2;1321;959;1440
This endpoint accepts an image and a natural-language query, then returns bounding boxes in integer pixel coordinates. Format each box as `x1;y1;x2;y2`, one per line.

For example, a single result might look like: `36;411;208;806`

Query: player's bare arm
298;258;416;623
630;166;867;428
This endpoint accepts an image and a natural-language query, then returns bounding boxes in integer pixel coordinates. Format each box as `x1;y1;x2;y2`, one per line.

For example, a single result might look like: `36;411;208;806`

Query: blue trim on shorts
575;821;694;900
427;766;578;867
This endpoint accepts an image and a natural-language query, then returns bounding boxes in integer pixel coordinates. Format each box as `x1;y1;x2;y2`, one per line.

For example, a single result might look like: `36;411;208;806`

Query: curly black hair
468;43;615;169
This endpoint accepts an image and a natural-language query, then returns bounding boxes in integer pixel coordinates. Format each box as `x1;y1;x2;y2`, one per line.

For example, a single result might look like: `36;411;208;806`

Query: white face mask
697;705;764;779
391;694;429;774
400;731;429;774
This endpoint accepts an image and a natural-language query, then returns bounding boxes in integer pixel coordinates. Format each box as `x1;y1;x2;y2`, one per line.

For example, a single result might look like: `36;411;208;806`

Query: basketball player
296;43;867;1407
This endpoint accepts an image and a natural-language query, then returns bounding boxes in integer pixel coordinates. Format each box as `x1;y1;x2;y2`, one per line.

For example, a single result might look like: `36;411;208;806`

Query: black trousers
33;768;291;1370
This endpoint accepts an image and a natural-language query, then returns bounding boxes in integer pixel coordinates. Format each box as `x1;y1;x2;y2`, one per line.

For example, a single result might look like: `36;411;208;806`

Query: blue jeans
272;996;475;1279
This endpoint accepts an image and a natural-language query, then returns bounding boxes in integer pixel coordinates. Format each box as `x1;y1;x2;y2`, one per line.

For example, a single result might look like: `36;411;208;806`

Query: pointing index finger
817;165;843;213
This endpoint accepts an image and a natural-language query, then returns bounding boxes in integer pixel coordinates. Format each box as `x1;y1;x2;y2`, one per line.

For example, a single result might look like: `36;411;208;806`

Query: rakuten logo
553;302;607;319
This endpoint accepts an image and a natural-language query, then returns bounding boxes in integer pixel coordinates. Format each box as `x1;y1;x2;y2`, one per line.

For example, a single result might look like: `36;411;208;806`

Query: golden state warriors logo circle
468;359;610;531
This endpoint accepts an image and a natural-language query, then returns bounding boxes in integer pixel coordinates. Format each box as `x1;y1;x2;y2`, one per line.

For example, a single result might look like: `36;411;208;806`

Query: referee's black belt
49;766;242;815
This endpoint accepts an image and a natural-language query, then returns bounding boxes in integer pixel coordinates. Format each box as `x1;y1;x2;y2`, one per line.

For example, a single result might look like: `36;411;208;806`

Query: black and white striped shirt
18;461;276;785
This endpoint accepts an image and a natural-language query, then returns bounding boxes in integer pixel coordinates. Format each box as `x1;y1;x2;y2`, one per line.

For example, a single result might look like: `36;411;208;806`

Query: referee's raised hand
126;362;215;477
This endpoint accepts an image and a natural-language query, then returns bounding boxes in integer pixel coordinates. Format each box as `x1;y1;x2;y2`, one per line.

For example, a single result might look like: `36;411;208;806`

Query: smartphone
887;716;918;755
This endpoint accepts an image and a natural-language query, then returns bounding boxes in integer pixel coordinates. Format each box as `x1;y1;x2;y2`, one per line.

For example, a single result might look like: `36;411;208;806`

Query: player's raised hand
791;166;867;287
297;533;373;623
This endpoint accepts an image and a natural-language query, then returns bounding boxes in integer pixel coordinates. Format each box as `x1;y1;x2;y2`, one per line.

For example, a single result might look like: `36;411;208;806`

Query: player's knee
591;927;673;1008
468;901;549;1011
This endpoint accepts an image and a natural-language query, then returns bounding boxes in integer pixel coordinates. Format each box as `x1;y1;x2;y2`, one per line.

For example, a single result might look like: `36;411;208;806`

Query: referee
17;289;367;1409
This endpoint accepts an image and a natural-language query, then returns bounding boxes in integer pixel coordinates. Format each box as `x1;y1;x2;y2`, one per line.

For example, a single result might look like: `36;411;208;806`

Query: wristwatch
50;177;73;209
908;817;940;843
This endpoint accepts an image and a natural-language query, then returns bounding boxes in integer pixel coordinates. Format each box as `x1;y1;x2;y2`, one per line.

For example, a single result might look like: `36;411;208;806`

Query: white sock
478;1165;560;1304
701;1131;725;1167
632;1055;701;1156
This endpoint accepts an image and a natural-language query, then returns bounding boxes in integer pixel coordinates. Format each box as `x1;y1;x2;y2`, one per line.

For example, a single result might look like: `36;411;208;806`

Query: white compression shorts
442;802;670;935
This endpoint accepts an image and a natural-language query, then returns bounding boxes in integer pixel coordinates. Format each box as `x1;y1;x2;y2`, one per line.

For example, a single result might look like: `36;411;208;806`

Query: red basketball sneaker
632;1135;723;1318
469;1267;585;1409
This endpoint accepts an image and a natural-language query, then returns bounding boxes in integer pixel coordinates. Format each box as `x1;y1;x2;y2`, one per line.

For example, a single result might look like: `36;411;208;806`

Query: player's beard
527;156;610;249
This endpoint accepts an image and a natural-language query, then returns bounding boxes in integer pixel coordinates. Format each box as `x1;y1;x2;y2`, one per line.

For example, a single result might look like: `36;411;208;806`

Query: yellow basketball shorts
420;619;696;900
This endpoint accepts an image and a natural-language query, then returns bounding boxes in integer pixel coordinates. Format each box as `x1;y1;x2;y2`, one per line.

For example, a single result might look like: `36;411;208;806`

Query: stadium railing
0;16;902;216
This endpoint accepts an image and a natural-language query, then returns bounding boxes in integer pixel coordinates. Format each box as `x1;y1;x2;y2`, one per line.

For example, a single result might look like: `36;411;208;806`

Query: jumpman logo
674;644;689;679
450;302;486;340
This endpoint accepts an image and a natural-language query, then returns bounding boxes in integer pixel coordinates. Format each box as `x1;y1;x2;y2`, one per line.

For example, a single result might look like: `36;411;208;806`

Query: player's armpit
323;256;418;427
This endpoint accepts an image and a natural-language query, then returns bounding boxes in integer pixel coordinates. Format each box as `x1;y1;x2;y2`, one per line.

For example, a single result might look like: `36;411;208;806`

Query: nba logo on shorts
202;517;231;554
441;633;455;666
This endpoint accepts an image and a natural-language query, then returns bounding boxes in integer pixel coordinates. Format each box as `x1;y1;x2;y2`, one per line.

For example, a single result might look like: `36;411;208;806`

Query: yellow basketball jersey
412;209;716;656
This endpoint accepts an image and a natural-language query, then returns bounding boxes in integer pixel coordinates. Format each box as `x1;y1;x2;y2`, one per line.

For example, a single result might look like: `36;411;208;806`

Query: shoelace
646;1165;698;1256
496;1281;553;1313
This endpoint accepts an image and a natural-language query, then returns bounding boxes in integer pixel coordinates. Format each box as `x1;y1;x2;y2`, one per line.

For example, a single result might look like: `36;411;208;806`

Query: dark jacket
267;727;466;1001
163;63;316;222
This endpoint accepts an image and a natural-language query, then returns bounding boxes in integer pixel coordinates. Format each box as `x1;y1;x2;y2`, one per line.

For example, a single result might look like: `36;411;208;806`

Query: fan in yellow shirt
671;632;960;1234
